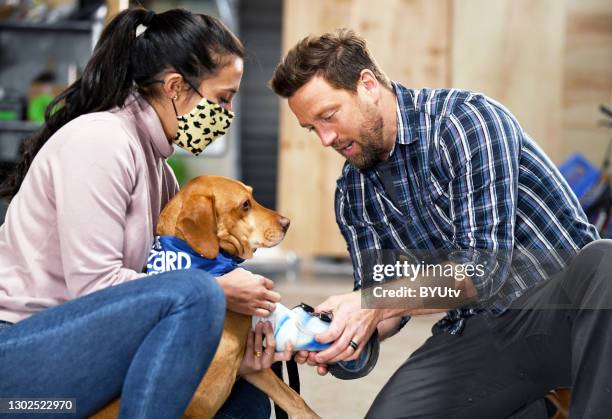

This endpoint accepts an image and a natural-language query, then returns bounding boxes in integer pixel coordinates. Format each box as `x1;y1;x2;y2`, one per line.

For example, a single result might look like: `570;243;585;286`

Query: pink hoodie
0;93;178;323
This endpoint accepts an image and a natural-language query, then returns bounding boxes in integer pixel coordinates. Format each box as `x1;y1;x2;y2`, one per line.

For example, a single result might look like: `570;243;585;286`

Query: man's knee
576;239;612;280
580;239;612;260
566;239;612;308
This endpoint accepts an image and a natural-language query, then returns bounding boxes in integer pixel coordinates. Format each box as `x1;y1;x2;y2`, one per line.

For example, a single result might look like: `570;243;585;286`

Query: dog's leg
243;368;320;419
545;389;571;419
89;399;119;419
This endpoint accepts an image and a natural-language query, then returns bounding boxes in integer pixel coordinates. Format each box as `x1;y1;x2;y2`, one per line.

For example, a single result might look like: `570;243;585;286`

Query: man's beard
346;106;386;170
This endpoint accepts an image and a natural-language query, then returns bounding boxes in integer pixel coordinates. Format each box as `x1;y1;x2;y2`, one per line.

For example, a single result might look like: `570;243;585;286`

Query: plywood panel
357;0;452;87
560;0;612;166
277;0;451;256
105;0;128;23
277;0;352;257
451;0;567;162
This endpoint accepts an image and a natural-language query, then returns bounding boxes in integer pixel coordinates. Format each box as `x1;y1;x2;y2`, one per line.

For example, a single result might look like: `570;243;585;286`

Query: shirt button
406;219;413;225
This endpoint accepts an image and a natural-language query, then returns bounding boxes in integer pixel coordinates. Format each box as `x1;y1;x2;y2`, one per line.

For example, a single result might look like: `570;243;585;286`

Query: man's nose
317;127;338;147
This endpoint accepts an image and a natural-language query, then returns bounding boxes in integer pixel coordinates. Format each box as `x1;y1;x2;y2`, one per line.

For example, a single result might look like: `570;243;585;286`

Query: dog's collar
147;235;244;276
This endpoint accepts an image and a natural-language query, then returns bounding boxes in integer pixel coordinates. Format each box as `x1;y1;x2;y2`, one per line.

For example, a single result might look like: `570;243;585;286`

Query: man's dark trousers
366;240;612;419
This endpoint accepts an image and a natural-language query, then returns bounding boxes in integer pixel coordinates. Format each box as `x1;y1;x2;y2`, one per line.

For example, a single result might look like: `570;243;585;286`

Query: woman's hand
238;321;293;376
217;268;281;316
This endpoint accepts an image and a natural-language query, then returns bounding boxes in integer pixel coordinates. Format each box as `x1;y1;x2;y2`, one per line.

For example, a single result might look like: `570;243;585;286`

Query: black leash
271;359;300;419
286;358;300;394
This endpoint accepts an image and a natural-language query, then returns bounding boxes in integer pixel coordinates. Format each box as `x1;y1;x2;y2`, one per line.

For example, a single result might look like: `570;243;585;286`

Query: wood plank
104;0;128;24
561;0;612;167
349;0;451;87
276;0;351;257
451;0;567;162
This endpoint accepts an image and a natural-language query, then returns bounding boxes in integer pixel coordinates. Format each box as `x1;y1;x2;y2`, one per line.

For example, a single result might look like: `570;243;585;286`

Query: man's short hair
270;29;391;98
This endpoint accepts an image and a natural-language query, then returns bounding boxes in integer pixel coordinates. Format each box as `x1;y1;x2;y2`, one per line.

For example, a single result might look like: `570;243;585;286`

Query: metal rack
0;16;103;224
0;18;102;179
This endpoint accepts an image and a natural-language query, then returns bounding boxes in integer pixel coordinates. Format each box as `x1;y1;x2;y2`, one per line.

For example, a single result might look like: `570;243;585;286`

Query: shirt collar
392;81;419;146
123;91;175;159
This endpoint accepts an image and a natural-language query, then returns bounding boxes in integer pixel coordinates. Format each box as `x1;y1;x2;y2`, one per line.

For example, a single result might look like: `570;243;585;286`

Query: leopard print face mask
173;96;235;156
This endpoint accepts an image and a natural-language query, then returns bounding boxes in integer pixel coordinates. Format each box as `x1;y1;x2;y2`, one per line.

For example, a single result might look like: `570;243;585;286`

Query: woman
0;7;285;419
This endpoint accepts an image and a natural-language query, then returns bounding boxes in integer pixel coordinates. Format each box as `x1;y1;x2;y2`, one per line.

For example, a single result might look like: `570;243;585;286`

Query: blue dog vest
146;236;244;276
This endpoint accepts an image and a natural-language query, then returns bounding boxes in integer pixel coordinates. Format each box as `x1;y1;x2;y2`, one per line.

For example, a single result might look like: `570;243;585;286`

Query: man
270;30;611;418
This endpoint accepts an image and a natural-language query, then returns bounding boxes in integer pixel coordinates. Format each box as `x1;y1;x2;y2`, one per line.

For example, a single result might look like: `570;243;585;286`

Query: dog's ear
176;194;219;259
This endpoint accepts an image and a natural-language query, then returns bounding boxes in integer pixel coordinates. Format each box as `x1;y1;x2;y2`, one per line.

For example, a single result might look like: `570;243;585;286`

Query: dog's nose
279;217;290;232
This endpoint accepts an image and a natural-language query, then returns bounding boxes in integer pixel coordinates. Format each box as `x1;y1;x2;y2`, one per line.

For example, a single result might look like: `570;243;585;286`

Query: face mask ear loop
184;78;204;100
171;96;179;116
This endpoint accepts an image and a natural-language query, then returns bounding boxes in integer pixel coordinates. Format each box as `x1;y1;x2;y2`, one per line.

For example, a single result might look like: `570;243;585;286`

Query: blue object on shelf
558;153;600;200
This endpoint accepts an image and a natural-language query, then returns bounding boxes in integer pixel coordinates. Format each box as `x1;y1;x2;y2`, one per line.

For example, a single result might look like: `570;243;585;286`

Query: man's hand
294;350;329;376
292;290;452;376
295;291;383;375
313;291;381;364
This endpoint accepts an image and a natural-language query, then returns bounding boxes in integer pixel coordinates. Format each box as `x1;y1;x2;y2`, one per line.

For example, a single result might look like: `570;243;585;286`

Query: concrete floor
270;270;444;419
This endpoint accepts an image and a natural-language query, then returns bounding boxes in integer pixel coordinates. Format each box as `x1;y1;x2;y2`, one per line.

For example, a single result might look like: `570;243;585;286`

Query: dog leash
271;360;300;419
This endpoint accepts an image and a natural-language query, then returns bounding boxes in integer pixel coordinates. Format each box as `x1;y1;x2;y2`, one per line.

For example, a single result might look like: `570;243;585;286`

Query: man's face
288;76;387;170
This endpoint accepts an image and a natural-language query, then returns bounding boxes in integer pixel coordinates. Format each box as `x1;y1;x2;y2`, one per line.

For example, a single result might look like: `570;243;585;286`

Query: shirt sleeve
52;119;146;297
438;98;521;300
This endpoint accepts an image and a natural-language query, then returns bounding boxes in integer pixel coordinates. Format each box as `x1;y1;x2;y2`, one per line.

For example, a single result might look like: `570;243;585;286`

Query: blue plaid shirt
335;82;599;334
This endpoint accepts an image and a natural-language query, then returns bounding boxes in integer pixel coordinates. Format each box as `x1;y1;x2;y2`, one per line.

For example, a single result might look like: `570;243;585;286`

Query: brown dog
91;175;319;419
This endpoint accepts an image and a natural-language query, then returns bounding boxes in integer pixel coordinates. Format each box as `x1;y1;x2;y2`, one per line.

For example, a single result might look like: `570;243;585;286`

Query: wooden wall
452;0;567;162
561;0;612;166
277;0;612;257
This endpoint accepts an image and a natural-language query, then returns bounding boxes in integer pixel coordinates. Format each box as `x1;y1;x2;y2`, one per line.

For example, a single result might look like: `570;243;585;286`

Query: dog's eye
242;200;251;211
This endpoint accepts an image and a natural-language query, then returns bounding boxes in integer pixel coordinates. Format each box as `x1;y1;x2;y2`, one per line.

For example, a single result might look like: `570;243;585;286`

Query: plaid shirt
335;82;599;334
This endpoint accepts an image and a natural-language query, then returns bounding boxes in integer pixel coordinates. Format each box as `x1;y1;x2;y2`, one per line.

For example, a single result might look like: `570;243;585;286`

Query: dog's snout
278;217;290;232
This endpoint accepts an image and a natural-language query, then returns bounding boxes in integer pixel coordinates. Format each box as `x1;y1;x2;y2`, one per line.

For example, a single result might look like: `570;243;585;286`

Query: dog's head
157;176;290;260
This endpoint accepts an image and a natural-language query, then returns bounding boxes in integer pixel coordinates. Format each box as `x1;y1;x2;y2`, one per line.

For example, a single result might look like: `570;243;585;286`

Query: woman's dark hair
0;7;244;200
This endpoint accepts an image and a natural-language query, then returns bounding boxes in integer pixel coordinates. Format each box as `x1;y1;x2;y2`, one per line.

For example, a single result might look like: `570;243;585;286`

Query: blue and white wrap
252;304;332;352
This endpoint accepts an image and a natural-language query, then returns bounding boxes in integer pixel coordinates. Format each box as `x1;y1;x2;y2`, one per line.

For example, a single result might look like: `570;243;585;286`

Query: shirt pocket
347;199;391;228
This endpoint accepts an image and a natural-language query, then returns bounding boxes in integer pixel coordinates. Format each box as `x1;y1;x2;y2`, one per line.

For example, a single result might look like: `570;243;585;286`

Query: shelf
0;20;94;33
0;120;42;132
0;161;17;176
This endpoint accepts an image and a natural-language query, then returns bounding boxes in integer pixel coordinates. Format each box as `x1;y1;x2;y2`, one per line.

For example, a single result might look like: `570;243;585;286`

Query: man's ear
359;69;380;99
176;194;219;259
